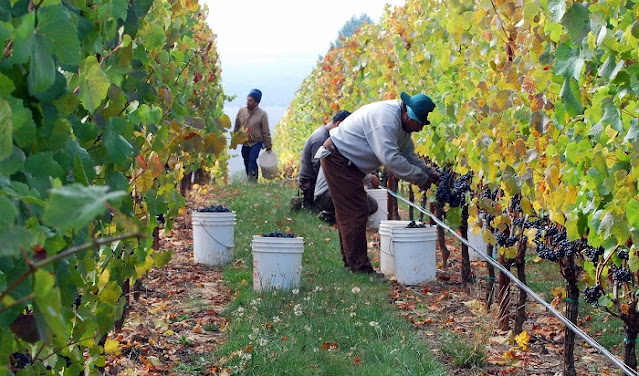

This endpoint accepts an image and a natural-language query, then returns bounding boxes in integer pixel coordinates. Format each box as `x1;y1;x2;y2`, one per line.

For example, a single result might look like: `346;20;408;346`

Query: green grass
205;181;446;375
439;330;485;368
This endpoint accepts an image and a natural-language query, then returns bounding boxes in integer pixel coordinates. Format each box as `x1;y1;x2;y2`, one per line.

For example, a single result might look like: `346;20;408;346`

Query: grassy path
213;181;445;375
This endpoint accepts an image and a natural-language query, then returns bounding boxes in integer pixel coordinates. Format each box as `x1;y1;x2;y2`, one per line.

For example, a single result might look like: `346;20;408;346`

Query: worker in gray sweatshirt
316;92;440;275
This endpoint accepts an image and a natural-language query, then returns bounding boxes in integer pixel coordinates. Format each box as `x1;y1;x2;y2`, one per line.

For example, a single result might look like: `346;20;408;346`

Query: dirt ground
105;188;626;376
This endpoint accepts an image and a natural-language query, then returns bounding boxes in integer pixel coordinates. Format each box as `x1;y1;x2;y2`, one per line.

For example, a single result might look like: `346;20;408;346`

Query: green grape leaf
598;55;624;82
0;226;33;257
547;0;566;22
623;119;639;144
0;98;11;161
153;249;173;268
596;103;623;133
100;281;122;306
42;184;126;232
79;56;110;113
445;206;462;229
0;328;15;362
37;6;81;66
33;271;66;348
627;199;639;230
0;73;15;97
12;13;36;64
7;96;37;148
632;21;639;39
25;152;66;180
560;78;583;117
104;117;134;166
0;146;26;176
554;43;584;81
0;196;17;229
560;3;590;42
14;7;80;93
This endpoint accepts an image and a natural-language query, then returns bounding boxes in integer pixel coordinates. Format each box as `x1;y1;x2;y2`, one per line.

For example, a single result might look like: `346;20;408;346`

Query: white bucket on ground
192;211;236;266
257;150;278;179
252;235;304;291
392;225;437;285
366;188;388;230
378;220;413;276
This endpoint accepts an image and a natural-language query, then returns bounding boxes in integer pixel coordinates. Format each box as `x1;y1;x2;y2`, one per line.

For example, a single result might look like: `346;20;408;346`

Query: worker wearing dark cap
233;89;272;182
317;92;441;275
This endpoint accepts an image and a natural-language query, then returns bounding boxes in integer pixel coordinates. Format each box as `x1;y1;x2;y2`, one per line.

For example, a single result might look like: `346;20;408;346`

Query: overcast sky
199;0;405;106
201;0;405;62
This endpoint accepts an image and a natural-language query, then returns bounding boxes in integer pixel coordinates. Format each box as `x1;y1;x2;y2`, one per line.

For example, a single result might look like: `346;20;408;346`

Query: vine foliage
0;0;228;372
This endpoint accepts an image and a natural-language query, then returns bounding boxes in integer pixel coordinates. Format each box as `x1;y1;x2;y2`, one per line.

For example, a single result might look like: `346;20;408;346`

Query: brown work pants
320;139;373;272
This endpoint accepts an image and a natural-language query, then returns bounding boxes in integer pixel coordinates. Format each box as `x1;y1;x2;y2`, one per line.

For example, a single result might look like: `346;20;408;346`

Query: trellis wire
384;187;638;376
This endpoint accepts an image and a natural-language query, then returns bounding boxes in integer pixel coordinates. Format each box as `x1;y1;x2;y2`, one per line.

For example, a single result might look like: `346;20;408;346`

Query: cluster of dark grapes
533;225;585;262
481;188;497;201
406;220;426;228
583;246;605;262
262;232;296;238
495;232;518;247
617;248;630;260
435;170;472;208
11;353;30;369
611;265;634;286
583;284;603;305
509;195;522;213
197;204;231;212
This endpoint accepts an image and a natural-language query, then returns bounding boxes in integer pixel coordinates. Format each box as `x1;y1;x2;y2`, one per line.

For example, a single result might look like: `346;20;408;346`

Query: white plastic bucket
252;235;304;291
378;220;413;276
257;150;278;179
366;188;388;230
192;211;236;266
392;225;437;285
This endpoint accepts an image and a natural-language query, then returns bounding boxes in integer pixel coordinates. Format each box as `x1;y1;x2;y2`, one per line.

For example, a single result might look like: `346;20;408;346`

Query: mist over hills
220;55;320;108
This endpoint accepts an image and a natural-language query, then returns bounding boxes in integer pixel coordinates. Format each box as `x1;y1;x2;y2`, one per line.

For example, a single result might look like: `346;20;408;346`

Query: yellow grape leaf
604;125;618;143
545;165;561;190
213;114;232;131
230;131;248;149
204;132;226;156
550;287;566;298
515;330;530;350
99;268;111;288
504;246;518;259
462;299;486;315
135;169;155;193
550;210;565;226
520;196;533;215
482;229;496;245
491;90;513;112
104;339;121;355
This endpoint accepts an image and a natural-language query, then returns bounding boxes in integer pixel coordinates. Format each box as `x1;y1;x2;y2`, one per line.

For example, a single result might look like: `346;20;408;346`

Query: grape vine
1;0;227;372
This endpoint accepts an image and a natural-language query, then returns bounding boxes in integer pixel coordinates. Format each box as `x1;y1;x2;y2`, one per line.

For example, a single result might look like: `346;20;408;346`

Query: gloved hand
419;169;441;190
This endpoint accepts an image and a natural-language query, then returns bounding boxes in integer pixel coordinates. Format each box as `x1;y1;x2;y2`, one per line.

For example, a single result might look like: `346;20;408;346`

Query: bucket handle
194;221;234;249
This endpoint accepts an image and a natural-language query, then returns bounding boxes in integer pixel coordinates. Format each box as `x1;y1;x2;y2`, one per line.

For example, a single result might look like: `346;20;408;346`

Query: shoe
290;197;303;211
317;210;335;225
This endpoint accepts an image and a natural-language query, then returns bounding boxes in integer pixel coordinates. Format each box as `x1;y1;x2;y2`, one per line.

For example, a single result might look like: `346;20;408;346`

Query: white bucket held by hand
366;188;388;230
252;235;304;291
378;220;412;276
392;225;437;285
257;150;279;179
192;211;236;266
